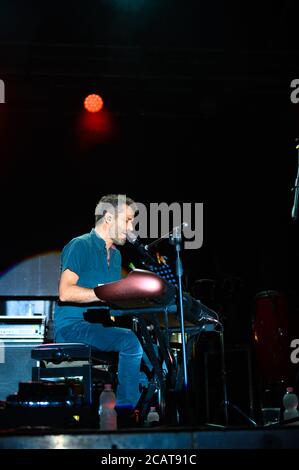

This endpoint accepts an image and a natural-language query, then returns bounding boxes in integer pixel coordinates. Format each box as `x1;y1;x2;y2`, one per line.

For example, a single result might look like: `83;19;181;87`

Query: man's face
108;204;135;246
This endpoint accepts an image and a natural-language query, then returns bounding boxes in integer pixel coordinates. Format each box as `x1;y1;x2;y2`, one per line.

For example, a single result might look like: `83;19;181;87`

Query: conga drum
252;290;291;386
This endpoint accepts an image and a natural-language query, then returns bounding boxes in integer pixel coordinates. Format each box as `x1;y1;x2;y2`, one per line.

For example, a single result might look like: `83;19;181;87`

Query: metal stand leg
82;364;92;405
219;331;257;427
32;365;40;381
219;331;229;426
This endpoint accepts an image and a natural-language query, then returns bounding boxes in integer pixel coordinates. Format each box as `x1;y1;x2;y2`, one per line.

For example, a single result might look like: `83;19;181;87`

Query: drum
252;290;291;385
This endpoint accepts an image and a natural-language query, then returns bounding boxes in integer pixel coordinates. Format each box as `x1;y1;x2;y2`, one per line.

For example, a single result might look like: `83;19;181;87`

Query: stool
31;343;118;405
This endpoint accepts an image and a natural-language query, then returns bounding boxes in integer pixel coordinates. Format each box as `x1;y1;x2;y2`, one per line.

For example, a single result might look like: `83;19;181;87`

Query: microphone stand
169;230;189;395
128;225;190;421
291;140;299;221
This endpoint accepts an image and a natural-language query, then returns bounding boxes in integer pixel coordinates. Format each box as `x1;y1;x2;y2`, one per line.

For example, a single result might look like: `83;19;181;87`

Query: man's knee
120;330;143;356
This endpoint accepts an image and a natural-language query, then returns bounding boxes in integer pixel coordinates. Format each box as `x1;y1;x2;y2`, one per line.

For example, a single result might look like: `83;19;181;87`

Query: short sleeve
60;238;87;276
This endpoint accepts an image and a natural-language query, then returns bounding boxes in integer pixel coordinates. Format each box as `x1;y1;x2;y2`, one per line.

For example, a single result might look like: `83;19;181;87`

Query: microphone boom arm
146;222;188;250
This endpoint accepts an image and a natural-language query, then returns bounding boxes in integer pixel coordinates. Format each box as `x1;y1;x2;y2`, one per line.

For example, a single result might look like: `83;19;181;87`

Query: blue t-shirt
54;228;121;331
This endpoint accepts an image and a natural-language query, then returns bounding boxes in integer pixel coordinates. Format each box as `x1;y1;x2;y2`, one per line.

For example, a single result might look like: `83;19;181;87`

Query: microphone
126;232;157;264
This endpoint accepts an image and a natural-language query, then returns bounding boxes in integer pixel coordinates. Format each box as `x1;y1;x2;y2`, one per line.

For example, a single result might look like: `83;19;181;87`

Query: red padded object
94;269;169;308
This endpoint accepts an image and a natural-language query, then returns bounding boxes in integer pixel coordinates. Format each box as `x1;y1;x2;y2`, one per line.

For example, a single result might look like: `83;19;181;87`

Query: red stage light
84;94;104;113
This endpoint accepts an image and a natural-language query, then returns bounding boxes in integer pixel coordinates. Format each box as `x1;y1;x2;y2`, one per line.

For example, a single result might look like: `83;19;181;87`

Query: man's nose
127;220;134;231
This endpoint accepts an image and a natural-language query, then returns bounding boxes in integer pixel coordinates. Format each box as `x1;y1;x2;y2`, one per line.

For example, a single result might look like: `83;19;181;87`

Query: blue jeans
55;321;146;409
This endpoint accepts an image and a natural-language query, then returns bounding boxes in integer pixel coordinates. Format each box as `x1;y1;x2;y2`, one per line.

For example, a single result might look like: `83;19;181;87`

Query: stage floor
1;425;299;449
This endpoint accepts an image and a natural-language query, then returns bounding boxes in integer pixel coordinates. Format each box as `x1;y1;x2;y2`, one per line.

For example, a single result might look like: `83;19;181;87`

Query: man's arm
59;269;100;303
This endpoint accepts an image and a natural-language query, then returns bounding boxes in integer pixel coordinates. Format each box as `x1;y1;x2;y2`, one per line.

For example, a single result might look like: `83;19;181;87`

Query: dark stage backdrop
1;1;299;347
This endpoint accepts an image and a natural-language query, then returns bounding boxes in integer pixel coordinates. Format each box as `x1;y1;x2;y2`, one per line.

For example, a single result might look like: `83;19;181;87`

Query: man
54;194;144;414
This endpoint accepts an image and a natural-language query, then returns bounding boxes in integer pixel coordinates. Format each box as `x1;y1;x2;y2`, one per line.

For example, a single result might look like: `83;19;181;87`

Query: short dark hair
95;194;136;224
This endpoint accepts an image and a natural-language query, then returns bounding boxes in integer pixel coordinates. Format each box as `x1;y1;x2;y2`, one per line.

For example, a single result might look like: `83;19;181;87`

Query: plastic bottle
98;384;117;431
283;387;299;426
146;406;160;426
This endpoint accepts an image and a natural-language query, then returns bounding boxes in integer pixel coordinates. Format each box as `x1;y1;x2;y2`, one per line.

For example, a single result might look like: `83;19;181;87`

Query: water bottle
146;406;160;426
283;387;299;426
98;384;117;431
